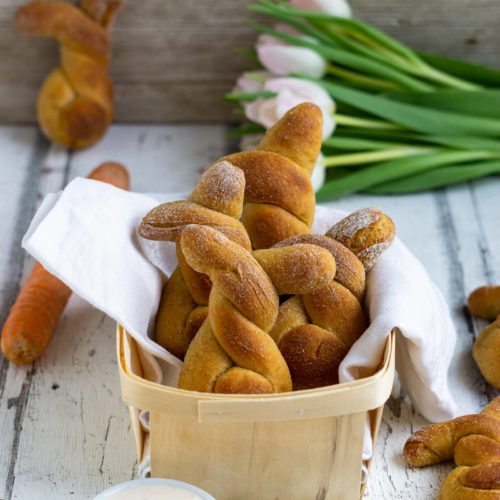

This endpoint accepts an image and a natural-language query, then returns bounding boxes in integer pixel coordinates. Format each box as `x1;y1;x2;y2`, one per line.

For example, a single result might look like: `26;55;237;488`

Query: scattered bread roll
15;0;123;148
473;316;500;390
439;462;500;500
468;286;500;321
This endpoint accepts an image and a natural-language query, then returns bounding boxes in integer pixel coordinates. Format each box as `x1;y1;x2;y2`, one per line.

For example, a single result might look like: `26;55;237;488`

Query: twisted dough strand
221;103;323;249
439;463;500;499
268;207;395;389
15;0;123;148
405;397;500;468
177;226;336;394
139;161;250;359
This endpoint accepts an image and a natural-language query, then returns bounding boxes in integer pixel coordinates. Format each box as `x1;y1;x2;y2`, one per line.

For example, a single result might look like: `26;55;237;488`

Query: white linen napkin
22;178;458;469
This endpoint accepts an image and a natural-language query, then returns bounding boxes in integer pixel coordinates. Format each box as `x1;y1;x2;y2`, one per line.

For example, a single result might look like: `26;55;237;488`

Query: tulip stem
327;65;402;92
323;147;440;168
333;113;405;130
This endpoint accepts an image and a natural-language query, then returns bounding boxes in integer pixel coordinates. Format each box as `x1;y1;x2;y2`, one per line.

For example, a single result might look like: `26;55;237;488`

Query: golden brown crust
253;245;336;296
404;397;500;468
274;233;366;301
240;202;311;250
223;151;315;226
142;162;248;360
326;208;396;271
303;281;367;349
468;286;500;321
155;268;196;359
439;464;500;499
80;0;124;31
473;317;500;390
15;1;120;148
220;104;322;250
261;208;396;389
257;102;323;176
405;415;500;467
280;323;348;390
138;201;251;249
15;2;110;61
454;435;500;467
178;225;292;394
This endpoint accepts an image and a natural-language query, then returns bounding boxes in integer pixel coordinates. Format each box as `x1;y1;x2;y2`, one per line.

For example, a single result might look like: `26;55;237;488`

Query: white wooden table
0;124;499;500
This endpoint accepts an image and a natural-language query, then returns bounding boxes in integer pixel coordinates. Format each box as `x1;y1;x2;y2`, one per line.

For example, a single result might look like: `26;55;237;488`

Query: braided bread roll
269;207;395;389
439;462;500;499
468;286;500;321
473;316;500;391
176;225;336;394
139;161;250;359
15;0;123;148
404;397;500;468
222;102;323;249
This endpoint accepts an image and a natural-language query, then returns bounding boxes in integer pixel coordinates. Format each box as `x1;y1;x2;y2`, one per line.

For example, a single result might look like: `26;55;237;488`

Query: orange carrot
1;161;130;365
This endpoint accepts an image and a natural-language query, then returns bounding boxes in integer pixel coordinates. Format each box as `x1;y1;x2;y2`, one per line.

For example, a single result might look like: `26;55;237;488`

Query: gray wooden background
1;0;499;123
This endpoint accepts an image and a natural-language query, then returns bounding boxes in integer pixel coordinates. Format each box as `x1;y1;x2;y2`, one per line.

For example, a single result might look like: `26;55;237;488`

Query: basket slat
117;325;395;499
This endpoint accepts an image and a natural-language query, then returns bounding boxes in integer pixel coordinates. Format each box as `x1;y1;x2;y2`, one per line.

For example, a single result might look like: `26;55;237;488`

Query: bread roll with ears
175;225;337;394
139;161;250;360
222;102;323;249
15;0;123;148
268;207;395;390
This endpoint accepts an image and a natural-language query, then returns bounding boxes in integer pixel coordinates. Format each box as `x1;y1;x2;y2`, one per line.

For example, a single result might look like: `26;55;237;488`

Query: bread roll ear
258;102;323;176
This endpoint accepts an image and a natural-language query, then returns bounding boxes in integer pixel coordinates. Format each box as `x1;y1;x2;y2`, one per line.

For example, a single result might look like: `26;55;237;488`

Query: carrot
1;161;130;365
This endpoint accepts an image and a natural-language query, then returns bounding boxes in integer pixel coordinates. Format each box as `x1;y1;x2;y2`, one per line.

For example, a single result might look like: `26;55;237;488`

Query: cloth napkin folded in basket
22;178;458;472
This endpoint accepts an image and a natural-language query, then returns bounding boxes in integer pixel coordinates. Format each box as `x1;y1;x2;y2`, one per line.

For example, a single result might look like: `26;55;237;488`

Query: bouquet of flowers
226;0;500;200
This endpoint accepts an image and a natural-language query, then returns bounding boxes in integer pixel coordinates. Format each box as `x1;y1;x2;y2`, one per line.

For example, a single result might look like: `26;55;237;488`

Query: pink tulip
243;77;336;140
233;71;272;94
290;0;352;17
256;33;328;78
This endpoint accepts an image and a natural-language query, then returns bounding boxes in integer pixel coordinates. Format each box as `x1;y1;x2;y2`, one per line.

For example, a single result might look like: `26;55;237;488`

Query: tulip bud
290;0;352;18
256;34;328;79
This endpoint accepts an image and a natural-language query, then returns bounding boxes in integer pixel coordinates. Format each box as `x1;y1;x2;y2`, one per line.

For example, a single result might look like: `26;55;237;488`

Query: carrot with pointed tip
1;161;130;365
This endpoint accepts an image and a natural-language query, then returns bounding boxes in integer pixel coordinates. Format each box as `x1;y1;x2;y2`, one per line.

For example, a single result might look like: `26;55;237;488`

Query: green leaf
386;90;500;119
247;19;433;91
313;79;500;137
365;159;500;193
419;52;500;88
224;91;278;102
316;151;495;200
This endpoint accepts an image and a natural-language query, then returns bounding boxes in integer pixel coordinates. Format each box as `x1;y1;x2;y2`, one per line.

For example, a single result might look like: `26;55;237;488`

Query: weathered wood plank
2;123;230;499
0;127;47;500
359;178;500;498
1;123;498;498
67;124;230;193
2;0;500;123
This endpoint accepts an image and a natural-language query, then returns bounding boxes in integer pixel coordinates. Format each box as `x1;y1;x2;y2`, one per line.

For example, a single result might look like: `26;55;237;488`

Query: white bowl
94;478;216;500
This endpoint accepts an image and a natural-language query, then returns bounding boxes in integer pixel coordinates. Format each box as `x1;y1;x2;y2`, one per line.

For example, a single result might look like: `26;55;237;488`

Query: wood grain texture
1;0;500;123
0;123;499;498
150;411;366;500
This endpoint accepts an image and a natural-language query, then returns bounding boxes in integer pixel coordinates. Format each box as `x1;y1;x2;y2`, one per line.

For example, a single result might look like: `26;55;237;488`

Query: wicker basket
117;325;395;500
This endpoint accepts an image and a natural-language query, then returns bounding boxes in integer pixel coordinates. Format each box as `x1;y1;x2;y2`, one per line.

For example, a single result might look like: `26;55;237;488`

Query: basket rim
117;324;395;422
